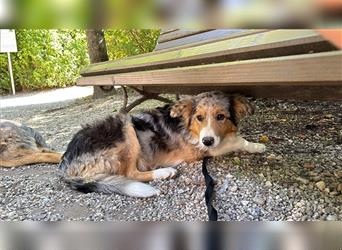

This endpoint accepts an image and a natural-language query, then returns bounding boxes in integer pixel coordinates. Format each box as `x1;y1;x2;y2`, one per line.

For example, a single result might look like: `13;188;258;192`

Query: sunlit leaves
0;29;159;93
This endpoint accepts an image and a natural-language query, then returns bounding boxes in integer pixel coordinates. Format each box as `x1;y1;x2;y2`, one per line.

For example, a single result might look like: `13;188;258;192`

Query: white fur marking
209;135;266;156
245;142;266;153
123;182;160;197
153;167;177;180
199;116;220;148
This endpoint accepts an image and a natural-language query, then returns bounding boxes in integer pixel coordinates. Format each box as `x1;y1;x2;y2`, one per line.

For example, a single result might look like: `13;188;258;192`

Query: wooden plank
152;29;271;54
155;29;246;51
79;30;267;76
158;30;211;43
77;51;342;87
144;85;342;101
81;30;333;77
76;75;114;86
114;30;268;62
160;29;178;35
112;51;342;86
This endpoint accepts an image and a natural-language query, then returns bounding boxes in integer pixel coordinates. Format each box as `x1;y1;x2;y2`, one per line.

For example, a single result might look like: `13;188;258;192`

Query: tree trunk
85;29;116;99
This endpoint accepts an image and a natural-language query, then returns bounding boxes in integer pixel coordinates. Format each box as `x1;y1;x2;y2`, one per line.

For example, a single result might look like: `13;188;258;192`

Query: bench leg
119;86;173;113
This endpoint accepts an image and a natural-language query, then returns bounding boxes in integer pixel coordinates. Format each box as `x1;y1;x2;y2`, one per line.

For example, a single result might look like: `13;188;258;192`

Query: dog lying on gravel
59;91;266;197
0;119;62;167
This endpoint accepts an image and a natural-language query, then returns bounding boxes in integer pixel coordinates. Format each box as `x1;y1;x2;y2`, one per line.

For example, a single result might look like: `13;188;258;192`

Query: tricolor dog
0;119;62;167
59;91;266;197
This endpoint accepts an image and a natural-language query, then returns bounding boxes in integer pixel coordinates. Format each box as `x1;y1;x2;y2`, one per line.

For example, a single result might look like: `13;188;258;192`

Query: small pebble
265;181;272;187
326;215;337;221
316;181;326;191
267;154;276;160
303;163;315;169
296;177;309;184
241;201;249;206
253;197;266;206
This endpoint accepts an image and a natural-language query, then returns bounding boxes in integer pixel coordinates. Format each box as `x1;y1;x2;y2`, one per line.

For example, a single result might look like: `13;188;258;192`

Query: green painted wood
80;30;329;77
155;29;245;50
111;51;342;85
157;30;210;43
77;51;342;87
154;30;268;53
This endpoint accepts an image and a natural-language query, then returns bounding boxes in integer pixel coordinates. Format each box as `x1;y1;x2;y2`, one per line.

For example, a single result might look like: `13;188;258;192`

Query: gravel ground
0;90;341;221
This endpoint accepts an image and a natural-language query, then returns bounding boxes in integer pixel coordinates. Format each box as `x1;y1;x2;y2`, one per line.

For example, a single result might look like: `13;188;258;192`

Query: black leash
202;157;218;221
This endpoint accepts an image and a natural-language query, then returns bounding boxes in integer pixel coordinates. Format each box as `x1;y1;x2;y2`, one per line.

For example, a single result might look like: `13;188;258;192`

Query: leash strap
202;157;218;221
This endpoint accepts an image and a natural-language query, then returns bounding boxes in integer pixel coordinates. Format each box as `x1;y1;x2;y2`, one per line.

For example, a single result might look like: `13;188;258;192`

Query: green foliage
0;29;160;94
105;29;160;60
0;29;88;93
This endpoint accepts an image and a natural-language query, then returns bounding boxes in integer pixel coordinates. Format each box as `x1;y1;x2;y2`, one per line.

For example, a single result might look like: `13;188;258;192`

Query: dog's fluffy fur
59;91;266;197
0;119;62;167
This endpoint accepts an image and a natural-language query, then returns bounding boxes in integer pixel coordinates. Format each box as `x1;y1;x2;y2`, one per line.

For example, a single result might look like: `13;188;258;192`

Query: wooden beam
160;29;178;35
80;30;268;75
76;75;114;86
144;85;342;101
153;29;268;53
155;29;245;50
157;30;211;43
111;51;342;86
81;30;333;77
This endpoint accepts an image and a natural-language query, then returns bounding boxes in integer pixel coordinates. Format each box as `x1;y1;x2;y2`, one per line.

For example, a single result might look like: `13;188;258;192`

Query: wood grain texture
160;29;178;35
155;29;246;51
76;75;114;86
81;30;266;76
81;30;332;76
144;85;342;100
111;51;342;86
153;29;268;53
158;30;211;43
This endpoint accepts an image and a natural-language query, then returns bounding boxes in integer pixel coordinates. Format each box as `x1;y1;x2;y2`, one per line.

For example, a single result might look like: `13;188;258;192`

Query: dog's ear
170;98;194;122
230;95;255;122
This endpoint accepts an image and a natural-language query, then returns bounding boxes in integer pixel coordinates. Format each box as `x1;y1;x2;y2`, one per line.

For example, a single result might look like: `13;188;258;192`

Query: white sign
0;29;17;52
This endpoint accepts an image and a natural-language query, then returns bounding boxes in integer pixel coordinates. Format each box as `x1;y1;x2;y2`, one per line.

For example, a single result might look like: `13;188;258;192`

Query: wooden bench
77;29;342;112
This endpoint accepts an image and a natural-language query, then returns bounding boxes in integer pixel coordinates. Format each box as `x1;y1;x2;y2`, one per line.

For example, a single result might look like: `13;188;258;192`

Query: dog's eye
216;114;225;121
196;115;204;122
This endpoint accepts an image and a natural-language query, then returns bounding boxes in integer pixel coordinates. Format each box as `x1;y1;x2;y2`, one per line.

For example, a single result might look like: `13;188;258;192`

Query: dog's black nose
202;136;214;146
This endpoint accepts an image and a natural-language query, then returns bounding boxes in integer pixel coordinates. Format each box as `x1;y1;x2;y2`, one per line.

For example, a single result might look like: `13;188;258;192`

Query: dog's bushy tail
65;175;160;198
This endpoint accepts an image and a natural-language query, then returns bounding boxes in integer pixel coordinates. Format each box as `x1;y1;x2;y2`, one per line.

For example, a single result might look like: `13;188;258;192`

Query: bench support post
120;86;173;113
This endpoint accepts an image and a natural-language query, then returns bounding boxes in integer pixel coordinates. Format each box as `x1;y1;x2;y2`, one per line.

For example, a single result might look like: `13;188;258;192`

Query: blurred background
0;222;341;250
0;0;341;28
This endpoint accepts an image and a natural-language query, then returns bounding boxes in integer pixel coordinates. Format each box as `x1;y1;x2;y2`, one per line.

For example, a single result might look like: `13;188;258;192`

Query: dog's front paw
153;167;177;180
246;143;266;153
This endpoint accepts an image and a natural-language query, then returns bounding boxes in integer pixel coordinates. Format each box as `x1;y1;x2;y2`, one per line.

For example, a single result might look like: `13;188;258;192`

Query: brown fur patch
232;95;255;121
0;149;62;168
146;140;204;168
170;99;194;125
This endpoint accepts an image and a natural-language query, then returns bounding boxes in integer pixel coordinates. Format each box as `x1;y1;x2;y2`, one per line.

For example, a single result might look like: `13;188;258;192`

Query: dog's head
170;91;254;149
